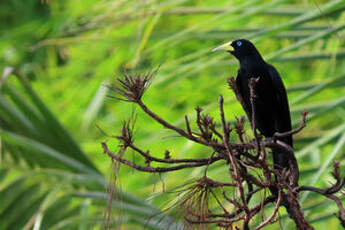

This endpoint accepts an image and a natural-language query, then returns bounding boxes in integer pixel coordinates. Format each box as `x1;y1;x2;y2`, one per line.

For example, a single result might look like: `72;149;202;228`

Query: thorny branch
102;71;345;229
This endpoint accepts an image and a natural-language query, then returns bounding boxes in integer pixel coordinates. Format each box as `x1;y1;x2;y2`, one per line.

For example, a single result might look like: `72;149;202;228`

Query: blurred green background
1;0;345;229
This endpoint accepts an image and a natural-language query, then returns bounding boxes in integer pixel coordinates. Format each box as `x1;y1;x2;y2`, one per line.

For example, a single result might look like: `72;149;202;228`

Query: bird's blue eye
237;41;242;47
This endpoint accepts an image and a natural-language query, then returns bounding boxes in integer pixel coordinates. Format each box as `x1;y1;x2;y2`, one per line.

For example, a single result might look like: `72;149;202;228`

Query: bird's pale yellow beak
212;41;234;52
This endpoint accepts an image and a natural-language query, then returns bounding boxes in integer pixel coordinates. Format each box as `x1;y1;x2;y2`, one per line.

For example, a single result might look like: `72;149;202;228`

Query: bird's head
212;39;262;62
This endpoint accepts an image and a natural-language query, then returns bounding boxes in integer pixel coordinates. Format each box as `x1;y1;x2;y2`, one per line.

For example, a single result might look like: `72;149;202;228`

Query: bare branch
137;100;223;148
102;142;222;172
184;115;192;135
274;110;308;139
219;95;250;218
255;190;282;230
249;77;261;158
128;142;223;164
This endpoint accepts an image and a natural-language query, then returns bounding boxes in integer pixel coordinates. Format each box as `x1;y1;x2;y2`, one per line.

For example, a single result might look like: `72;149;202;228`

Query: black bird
213;39;292;169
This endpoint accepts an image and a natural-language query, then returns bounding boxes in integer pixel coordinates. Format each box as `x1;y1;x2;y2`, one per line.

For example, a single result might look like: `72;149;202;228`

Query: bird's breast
237;66;277;136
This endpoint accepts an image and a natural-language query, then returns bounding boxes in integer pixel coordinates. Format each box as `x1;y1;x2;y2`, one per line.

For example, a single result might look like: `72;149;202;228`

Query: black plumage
214;39;292;169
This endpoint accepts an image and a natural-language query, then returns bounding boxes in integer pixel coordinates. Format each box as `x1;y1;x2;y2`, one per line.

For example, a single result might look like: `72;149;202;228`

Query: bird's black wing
267;64;293;147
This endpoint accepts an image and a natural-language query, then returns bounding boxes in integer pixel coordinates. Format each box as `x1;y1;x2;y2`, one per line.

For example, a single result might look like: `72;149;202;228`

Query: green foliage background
0;0;345;229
